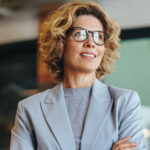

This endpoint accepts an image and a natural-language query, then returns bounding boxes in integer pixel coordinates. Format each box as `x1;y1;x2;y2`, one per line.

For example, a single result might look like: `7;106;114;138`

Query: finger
117;142;138;149
116;137;131;144
120;142;138;148
113;137;131;146
117;148;136;150
112;142;138;150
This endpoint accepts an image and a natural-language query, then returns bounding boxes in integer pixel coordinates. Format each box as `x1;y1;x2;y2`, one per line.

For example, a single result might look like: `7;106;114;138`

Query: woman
10;1;145;150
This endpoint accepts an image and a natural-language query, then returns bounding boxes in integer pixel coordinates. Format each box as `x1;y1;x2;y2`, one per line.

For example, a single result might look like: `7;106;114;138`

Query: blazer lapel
81;79;113;150
40;83;75;150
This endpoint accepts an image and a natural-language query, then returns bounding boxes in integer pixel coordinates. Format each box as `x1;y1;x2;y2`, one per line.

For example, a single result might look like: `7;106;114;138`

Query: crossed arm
111;91;146;150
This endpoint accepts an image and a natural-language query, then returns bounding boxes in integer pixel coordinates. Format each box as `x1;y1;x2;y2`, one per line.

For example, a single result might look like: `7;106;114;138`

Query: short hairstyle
39;1;120;83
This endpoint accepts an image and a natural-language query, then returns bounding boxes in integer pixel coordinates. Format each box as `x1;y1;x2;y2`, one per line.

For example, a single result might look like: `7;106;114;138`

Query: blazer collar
41;79;112;150
41;83;75;150
81;79;113;150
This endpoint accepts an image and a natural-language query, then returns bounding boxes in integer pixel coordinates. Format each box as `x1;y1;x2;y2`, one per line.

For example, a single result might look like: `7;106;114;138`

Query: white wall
98;0;150;29
0;0;150;45
0;10;38;45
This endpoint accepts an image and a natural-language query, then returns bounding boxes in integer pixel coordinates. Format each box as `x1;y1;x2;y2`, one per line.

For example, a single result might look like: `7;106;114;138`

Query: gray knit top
64;86;92;150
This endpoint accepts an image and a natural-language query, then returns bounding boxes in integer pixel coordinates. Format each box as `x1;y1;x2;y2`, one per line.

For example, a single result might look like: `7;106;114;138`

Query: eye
94;32;105;41
74;31;81;37
95;32;103;39
73;29;87;41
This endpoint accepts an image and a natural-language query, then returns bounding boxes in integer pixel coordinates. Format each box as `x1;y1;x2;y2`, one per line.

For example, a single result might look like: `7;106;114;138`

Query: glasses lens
72;28;87;41
93;31;106;45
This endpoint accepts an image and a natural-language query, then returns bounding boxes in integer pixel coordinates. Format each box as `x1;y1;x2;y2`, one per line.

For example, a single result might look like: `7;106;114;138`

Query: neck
63;70;96;88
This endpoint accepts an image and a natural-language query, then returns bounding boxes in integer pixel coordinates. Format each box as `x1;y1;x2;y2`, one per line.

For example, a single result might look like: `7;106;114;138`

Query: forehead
72;15;104;31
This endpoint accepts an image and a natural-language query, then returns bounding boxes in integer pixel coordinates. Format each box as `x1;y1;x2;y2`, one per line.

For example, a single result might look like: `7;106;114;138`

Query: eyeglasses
67;27;108;46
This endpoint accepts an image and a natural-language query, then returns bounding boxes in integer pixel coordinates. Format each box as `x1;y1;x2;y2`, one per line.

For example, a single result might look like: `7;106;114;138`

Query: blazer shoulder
107;84;140;105
108;84;136;97
18;83;61;111
107;85;141;122
19;89;50;108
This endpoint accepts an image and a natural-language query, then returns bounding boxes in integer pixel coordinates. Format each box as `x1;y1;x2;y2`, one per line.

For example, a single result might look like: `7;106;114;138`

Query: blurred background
0;0;150;149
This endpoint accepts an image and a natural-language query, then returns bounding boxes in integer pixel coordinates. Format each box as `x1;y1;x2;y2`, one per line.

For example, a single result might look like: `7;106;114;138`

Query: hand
112;137;138;150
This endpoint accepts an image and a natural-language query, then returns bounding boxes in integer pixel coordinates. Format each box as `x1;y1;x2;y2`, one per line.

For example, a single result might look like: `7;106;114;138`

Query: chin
78;67;97;74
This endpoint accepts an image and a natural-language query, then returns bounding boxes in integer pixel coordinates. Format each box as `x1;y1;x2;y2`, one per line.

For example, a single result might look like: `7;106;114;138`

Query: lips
80;52;96;58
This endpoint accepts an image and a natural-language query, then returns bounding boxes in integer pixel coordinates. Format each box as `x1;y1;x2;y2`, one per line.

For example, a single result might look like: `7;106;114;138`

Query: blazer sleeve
10;101;35;150
118;91;146;149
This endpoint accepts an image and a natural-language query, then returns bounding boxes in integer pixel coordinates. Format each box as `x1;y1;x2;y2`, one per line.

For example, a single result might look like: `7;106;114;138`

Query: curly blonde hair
39;1;120;83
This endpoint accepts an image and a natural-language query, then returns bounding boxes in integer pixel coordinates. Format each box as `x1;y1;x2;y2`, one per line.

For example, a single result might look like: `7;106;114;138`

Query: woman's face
64;15;105;75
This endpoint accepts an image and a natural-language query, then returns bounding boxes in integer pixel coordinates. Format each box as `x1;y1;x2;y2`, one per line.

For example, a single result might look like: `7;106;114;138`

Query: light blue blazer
10;79;146;150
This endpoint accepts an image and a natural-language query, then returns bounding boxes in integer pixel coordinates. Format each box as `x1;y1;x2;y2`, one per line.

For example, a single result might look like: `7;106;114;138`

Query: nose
83;33;95;48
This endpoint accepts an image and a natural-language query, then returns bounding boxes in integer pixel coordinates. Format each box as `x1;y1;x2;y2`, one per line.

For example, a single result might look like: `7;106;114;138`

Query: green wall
104;38;150;106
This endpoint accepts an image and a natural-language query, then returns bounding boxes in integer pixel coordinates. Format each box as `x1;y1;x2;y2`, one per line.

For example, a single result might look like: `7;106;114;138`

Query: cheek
98;47;105;58
64;42;73;59
65;38;80;52
64;42;80;62
102;49;105;57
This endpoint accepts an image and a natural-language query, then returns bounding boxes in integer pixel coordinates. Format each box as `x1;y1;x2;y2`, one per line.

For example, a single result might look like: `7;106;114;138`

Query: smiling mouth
80;53;96;58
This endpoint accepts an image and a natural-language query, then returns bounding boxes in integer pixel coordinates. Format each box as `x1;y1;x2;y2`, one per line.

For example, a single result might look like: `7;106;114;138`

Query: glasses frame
67;27;109;46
